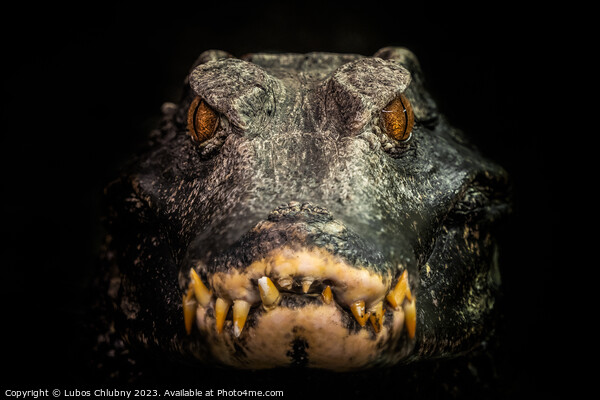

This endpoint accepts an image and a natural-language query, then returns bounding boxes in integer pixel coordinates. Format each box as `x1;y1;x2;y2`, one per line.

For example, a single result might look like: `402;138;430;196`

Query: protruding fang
321;285;333;304
277;277;293;290
258;276;280;309
190;268;212;307
183;284;197;335
386;270;412;310
301;277;315;293
404;298;416;339
368;301;384;333
233;300;251;337
215;297;231;334
350;300;370;327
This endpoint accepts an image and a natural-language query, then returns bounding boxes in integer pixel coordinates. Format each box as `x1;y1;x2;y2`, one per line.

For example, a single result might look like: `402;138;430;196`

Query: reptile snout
181;202;417;369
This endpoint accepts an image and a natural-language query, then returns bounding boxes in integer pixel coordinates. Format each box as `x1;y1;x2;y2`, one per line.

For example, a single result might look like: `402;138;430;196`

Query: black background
3;2;560;398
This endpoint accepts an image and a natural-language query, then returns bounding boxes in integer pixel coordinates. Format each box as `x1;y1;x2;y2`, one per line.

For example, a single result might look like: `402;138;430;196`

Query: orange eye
381;93;414;142
187;96;219;143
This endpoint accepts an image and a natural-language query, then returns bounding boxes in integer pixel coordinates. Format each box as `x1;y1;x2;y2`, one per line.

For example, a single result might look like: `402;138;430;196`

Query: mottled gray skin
103;47;510;370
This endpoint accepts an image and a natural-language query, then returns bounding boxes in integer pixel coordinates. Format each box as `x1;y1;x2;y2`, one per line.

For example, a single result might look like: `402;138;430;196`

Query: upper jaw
180;202;418;369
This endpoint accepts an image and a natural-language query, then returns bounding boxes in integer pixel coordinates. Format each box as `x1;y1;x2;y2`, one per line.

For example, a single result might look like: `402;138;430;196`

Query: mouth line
182;245;417;340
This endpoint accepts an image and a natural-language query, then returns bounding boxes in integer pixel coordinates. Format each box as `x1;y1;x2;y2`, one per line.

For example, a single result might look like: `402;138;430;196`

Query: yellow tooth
404;298;416;339
258;276;280;309
386;270;412;310
301;277;315;293
183;285;197;335
190;268;212;307
321;285;333;304
214;297;231;334
350;300;370;327
368;301;384;333
232;300;251;337
277;277;293;290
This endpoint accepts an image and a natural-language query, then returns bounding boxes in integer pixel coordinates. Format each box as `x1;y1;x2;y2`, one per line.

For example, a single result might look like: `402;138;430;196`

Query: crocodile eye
187;96;219;143
381;93;414;142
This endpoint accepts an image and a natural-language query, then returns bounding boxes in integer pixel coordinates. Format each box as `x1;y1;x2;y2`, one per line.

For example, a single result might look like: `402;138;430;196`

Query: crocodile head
103;47;510;371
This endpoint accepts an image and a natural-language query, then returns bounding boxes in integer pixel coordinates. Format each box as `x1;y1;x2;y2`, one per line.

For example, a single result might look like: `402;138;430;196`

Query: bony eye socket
186;96;219;143
381;93;415;142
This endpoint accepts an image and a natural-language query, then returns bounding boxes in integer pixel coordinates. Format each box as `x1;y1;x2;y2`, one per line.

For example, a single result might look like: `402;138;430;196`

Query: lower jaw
193;302;413;371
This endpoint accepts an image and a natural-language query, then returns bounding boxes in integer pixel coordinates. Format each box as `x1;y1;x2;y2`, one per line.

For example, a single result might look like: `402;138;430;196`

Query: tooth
232;300;251;337
190;268;212;307
386;270;412;310
301;277;315;293
350;300;370;327
214;297;231;334
277;277;293;290
183;285;197;335
258;276;280;309
321;285;333;304
404;298;416;339
368;301;384;333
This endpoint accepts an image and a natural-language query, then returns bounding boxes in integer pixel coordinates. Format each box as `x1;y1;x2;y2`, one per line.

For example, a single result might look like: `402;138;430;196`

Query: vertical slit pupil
399;97;408;138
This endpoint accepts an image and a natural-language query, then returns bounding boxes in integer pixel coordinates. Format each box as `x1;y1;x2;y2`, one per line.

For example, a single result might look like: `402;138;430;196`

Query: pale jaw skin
195;296;409;370
189;246;415;370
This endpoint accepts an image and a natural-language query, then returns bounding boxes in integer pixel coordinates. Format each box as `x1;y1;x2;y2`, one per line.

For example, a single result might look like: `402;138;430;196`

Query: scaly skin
102;47;510;371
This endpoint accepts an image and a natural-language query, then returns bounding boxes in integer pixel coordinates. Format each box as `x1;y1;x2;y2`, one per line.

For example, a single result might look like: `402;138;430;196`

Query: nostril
280;201;302;209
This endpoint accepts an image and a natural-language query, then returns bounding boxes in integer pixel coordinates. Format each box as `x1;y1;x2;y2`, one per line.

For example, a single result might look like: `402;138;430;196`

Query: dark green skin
102;47;510;370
